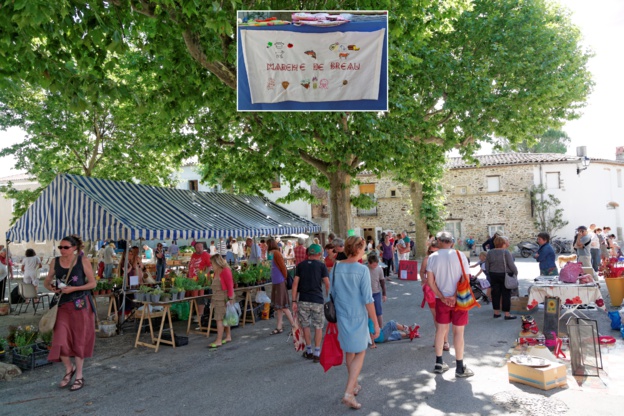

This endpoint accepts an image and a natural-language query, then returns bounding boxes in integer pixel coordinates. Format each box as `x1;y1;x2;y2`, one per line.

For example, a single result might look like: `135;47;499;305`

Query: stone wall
441;164;537;245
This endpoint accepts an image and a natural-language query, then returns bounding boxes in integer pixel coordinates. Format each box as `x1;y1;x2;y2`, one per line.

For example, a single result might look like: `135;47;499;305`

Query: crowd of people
572;224;621;271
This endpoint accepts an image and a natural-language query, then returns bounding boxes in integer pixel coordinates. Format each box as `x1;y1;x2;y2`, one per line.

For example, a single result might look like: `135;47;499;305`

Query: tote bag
455;251;481;312
319;323;343;372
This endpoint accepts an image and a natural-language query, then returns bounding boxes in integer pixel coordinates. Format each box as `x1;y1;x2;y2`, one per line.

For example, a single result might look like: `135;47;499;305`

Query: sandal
353;384;362;396
270;328;284;335
342;393;361;410
443;342;450;351
59;366;76;388
70;378;84;392
208;343;221;349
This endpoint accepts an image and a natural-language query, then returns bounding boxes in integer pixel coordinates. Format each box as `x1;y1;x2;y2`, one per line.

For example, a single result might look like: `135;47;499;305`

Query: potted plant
136;285;152;302
39;331;53;350
93;281;102;296
160;291;171;302
151;288;163;303
174;277;187;300
170;287;180;300
111;276;123;289
102;280;113;294
0;338;8;360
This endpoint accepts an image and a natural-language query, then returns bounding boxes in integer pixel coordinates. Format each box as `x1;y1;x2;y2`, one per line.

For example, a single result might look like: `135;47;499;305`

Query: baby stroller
469;275;489;304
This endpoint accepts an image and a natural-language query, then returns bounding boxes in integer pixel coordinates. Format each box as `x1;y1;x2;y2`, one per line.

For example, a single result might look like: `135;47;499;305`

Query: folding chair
16;282;50;315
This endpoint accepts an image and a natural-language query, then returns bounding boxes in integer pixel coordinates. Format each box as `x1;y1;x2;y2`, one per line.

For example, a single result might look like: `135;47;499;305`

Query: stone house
348;152;624;248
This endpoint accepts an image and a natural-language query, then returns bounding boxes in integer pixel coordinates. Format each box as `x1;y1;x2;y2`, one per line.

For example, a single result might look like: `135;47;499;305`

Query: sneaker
434;362;449;374
455;365;474;378
302;352;314;360
313;355;320;363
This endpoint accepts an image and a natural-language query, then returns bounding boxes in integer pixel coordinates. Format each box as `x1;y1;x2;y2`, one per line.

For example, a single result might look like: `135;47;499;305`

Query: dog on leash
557;254;577;268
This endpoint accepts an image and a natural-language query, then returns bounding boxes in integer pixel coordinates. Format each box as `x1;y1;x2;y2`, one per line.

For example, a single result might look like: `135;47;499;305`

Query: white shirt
22;256;42;285
426;249;470;298
210;244;217;255
589;232;600;248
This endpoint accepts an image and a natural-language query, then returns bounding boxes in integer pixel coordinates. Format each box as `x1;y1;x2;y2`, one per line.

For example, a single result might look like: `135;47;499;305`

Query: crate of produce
11;345;52;370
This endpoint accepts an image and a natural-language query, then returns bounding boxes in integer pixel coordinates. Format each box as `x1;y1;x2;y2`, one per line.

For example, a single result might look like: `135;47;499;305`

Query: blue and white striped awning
6;174;321;242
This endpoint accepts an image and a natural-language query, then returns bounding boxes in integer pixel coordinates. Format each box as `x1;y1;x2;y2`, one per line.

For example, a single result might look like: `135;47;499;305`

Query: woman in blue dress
332;236;379;410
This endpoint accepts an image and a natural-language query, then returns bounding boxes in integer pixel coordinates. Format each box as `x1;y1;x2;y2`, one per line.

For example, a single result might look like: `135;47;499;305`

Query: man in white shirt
103;243;117;278
588;224;601;272
426;231;473;378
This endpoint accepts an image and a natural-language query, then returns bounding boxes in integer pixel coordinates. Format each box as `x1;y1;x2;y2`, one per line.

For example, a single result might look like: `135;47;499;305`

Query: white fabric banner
241;29;385;104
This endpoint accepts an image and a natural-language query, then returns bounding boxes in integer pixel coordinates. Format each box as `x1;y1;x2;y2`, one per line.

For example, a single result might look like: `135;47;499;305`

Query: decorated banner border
237;17;388;112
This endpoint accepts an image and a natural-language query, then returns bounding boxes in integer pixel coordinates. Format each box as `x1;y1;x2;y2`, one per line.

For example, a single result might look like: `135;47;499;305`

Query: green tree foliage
498;129;571;154
0;0;593;239
530;184;569;235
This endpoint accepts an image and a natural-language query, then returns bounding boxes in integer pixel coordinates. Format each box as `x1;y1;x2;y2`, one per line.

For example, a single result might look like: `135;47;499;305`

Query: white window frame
444;220;462;241
545;172;560;190
488;225;505;237
486;176;500;193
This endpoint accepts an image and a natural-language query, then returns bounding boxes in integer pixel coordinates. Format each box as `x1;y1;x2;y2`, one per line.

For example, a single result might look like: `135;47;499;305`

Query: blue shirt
368;318;384;343
536;243;556;270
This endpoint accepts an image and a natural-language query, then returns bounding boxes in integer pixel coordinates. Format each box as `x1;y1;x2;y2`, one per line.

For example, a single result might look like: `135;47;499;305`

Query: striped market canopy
6;174;321;242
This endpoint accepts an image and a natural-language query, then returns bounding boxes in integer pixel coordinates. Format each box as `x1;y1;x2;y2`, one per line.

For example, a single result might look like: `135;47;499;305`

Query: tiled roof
447;153;578;169
0;172;35;182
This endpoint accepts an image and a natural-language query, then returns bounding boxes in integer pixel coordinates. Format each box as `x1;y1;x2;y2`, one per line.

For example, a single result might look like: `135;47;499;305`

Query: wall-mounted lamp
576;156;590;175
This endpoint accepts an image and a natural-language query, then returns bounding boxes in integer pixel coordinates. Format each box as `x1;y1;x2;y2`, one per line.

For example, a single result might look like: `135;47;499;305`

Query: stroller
469;275;489;304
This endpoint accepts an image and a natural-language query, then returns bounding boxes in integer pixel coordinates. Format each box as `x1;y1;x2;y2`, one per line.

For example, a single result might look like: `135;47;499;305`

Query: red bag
319;323;343;372
559;262;583;283
292;318;306;352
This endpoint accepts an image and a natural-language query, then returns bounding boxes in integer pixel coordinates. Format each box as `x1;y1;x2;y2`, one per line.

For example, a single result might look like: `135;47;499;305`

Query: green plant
196;271;208;287
139;285;153;294
0;337;8;352
530;184;569;236
152;288;163;296
111;277;123;287
12;325;38;347
40;331;53;344
170;287;180;294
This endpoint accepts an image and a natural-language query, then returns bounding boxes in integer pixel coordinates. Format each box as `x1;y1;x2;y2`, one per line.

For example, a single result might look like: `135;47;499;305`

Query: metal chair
16;282;51;315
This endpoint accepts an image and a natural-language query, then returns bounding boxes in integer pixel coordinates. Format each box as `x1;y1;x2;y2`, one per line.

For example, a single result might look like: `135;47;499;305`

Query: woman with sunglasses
43;235;96;392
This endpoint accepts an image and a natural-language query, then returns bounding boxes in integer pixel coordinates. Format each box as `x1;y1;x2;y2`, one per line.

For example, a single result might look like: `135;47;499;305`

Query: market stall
4;173;321;324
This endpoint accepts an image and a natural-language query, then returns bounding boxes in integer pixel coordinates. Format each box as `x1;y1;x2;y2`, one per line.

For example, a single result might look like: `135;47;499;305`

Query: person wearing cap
588;224;601;272
426;231;474;378
292;244;330;362
574;226;592;267
294;237;307;265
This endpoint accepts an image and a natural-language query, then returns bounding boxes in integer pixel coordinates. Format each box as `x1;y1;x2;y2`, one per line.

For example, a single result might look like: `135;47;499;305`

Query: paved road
2;258;623;416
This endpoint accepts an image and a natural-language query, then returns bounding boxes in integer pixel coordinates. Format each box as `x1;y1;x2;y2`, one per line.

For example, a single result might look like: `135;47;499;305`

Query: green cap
307;244;322;255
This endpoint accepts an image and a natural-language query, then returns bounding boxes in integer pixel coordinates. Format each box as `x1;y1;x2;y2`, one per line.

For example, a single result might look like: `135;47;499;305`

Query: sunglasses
58;245;73;250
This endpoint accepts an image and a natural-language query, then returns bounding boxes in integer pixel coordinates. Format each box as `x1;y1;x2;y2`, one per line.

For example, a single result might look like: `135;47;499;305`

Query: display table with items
527;276;605;314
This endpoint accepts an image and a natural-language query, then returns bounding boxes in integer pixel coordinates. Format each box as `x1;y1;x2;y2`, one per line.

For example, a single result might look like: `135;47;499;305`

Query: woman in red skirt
43;235;96;392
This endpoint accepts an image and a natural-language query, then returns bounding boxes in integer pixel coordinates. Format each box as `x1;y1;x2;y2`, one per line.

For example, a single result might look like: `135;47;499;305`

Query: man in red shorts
426;231;474;378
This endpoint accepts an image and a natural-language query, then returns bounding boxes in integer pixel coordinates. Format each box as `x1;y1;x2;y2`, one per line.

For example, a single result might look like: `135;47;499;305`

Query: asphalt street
1;257;623;416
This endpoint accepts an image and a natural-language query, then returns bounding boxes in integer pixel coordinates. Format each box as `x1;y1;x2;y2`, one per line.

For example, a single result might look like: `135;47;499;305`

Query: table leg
167;306;175;350
206;304;214;337
134;305;147;348
154;306;170;353
186;299;196;335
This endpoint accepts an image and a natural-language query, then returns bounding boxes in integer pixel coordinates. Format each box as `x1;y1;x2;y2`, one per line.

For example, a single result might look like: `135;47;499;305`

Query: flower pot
605;277;624;307
198;289;205;296
134;293;144;302
106;289;112;294
178;291;185;300
151;294;161;303
0;303;9;316
161;295;171;303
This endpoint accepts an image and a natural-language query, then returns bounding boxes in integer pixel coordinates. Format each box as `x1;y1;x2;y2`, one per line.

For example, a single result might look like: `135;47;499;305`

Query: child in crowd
368;318;420;348
367;253;386;327
471;252;491;301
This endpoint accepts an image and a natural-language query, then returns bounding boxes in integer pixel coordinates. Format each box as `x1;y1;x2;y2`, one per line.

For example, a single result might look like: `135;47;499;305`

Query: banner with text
241;29;385;104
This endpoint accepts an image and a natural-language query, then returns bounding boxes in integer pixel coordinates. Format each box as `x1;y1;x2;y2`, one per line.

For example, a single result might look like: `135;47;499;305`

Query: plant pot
106;289;112;294
134;293;144;302
0;303;9;316
151;294;161;303
178;291;185;300
605;277;624;307
161;295;171;303
198;289;205;296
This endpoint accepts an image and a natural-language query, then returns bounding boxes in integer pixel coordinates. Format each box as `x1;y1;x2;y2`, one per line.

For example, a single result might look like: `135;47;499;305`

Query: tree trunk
328;170;352;238
410;180;429;260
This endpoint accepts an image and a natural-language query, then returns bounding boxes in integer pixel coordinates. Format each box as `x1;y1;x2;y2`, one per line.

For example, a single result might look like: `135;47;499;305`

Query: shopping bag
455;251;480;312
224;302;241;327
292;318;306;352
559;262;583;283
319;323;343;372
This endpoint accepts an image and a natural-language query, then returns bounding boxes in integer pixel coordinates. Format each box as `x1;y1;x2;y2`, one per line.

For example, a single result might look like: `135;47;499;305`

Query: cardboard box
507;361;567;390
510;296;529;312
398;260;419;281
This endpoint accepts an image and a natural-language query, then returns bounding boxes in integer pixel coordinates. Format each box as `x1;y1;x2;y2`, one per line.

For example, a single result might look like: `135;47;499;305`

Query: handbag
39;256;75;333
324;263;337;323
319;322;343;372
559;261;583;283
454;251;481;312
503;252;519;290
292;317;306;352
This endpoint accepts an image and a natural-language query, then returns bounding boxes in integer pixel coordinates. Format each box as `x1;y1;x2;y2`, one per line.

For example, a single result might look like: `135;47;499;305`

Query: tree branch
299;150;329;175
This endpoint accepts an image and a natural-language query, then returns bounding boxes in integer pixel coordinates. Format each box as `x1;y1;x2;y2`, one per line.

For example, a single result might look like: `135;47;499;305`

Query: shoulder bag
324;263;338;323
455;251;481;312
39;256;75;333
503;252;519;289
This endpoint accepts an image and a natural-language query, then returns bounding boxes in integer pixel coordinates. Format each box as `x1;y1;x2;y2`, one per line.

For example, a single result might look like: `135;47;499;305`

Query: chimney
576;146;587;157
616;146;624;161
